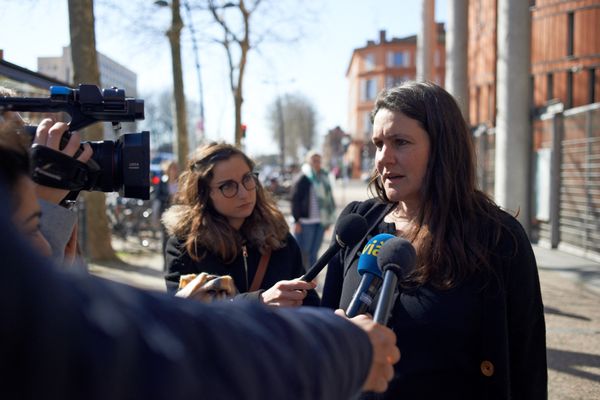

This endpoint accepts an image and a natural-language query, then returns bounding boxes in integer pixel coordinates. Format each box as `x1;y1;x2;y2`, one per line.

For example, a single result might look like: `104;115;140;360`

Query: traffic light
241;123;247;138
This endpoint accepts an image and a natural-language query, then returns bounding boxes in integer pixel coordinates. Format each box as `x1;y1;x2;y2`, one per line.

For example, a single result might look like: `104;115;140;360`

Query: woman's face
208;154;257;230
12;176;52;257
372;109;430;209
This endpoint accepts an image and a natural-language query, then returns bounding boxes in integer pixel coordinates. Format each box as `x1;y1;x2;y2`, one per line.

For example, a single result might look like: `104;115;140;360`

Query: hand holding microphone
373;237;417;325
300;213;368;282
260;279;316;307
346;233;395;318
335;309;400;393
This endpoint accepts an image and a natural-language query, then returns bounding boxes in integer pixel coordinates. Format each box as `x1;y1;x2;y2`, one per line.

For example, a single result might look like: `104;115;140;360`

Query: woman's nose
236;183;249;198
378;144;396;165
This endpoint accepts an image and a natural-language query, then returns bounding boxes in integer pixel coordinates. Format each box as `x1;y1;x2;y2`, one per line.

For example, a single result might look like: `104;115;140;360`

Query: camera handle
30;144;101;193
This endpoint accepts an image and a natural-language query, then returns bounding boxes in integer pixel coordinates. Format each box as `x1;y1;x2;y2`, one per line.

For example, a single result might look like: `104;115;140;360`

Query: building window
530;75;535;111
546;73;554;101
488;83;494;122
365;54;375;71
589;68;596;104
387;51;410;67
566;70;573;108
567;11;574;57
476;86;481;123
362;78;378;101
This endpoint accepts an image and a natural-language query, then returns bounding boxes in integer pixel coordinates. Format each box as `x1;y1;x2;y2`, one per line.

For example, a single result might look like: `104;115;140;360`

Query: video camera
0;84;150;199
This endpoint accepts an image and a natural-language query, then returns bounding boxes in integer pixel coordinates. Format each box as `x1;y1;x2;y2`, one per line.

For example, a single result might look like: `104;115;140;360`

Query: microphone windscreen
335;214;368;248
377;237;417;280
357;233;395;277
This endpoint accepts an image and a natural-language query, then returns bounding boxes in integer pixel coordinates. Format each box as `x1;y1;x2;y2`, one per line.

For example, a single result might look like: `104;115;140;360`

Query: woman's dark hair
166;142;289;263
0;121;32;210
368;81;505;288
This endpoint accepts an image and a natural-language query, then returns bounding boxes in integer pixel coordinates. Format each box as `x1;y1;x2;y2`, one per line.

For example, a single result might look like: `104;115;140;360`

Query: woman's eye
221;182;235;191
373;141;383;149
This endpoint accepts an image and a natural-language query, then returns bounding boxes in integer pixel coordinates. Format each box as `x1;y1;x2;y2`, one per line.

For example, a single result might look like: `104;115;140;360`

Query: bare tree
203;0;317;147
206;0;255;147
68;0;116;260
95;0;318;148
267;92;317;165
95;0;189;170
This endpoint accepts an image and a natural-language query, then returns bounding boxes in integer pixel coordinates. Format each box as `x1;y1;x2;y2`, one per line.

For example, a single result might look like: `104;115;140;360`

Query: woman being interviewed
321;81;546;399
164;142;319;307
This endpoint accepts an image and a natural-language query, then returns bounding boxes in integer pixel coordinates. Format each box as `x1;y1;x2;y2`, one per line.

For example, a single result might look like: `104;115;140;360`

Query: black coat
290;174;312;223
165;232;320;305
322;199;547;400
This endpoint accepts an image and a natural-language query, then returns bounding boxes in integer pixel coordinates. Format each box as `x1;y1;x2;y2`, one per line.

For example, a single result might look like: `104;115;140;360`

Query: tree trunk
168;0;189;170
234;0;250;147
234;88;243;147
68;0;116;260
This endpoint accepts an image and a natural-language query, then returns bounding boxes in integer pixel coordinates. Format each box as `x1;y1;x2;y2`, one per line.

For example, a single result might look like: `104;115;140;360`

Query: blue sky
0;0;447;156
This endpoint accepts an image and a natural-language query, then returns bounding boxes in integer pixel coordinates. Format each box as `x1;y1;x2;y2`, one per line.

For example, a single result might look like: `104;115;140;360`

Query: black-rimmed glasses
212;172;259;198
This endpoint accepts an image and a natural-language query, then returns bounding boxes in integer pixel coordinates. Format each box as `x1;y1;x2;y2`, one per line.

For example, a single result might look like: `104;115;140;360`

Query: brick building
469;0;600;127
468;0;600;259
345;26;446;178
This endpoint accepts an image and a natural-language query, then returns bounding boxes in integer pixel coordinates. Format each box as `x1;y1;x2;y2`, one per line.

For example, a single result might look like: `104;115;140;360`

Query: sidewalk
534;245;600;398
88;236;165;292
89;179;600;398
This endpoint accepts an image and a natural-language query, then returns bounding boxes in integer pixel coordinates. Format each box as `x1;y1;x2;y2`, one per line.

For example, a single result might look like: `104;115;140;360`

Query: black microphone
373;237;416;325
346;233;395;317
300;213;368;282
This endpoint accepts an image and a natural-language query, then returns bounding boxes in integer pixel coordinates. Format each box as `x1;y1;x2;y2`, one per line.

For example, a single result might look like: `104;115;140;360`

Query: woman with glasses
163;142;319;307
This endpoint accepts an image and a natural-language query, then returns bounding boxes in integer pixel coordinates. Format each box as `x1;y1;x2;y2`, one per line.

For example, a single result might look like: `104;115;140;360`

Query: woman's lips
385;175;405;182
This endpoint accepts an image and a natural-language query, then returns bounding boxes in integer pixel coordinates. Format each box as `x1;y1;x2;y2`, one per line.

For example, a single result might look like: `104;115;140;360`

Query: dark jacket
165;232;320;306
0;182;372;399
322;198;547;400
291;174;312;223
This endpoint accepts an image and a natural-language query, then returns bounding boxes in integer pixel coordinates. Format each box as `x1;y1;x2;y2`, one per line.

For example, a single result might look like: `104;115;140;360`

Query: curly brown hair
165;142;290;263
368;81;509;289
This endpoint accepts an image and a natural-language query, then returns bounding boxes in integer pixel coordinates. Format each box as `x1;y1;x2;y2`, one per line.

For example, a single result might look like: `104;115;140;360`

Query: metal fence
533;103;600;259
472;103;600;260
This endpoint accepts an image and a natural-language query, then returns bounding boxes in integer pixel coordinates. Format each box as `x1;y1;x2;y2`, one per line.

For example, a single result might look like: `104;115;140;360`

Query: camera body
0;84;150;199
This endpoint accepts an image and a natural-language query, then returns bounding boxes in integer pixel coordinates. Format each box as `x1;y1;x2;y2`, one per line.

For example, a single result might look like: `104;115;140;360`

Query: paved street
90;179;600;399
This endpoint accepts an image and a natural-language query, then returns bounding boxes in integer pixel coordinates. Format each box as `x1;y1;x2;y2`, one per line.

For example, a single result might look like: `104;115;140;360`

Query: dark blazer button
480;360;494;377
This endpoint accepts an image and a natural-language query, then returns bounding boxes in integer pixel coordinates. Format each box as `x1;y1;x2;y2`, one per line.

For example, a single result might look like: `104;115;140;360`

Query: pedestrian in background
322;81;547;399
291;150;336;268
163;142;319;306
